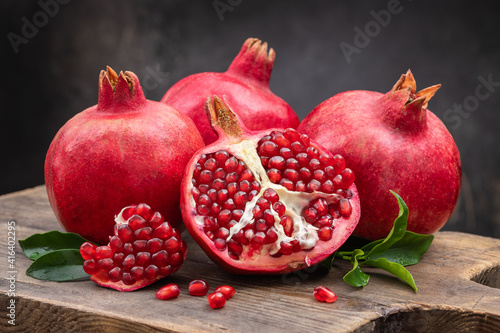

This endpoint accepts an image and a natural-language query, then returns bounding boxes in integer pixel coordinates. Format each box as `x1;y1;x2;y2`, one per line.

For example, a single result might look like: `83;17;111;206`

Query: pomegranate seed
262;188;279;203
83;259;98;275
213;167;225;180
279;241;294;255
214;285;235;299
108;267;122;282
280;216;293;237
299;133;310;146
152;222;173;239
218;210;232;226
252;205;263;219
248;190;258;200
121;206;136;220
306;146;319;159
313;169;326;182
260;141;279;156
136;252;151;267
260;156;270;168
321;180;334;193
266;227;279;243
332;154;346;173
296;180;306;192
284;128;300;142
131;266;145;280
319;152;333;166
207;292;226;309
304;207;318;223
152;250;168;267
232;209;244;221
255;219;268;232
145;265;159;279
215;227;230;240
235;161;246;174
280;178;295;190
148;211;164;229
299;167;312;181
113;252;125;263
98;258;114;271
224;156;238;172
313;286;337;303
211;179;226;190
240;169;254;181
284;168;300;182
313;198;329;216
214;238;227;250
204;158;218;171
296;153;309;166
341;168;355;188
225;172;239;183
268;156;286;169
122;255;135;271
318;227;333;241
211;202;222;215
227;240;243;254
280;147;294;159
95;246;112;260
123;243;134;255
134;227;153;240
232;230;249;245
267;168;282;183
168;252;183;266
117;224;133;243
156;283;181;300
80;242;96;260
189;279;209;296
233;191;248;208
217;189;230;203
214;150;229;164
128;215;147;231
197;154;208;165
339;198;352;217
223;199;236;210
325;165;336;178
227;183;239;197
285;158;299;170
239;180;251;192
272;201;286;216
164;237;181;254
198;184;210;193
199;170;213;184
263;209;275;226
307;179;322;192
316;215;333;228
135;203;153;220
197;205;210;215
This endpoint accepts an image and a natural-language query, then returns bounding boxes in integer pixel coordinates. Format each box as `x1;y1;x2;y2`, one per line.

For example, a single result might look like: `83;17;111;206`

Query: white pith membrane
190;138;348;259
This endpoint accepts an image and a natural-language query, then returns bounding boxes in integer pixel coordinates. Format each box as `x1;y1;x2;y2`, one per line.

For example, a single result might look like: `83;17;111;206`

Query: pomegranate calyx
205;95;245;140
226;38;275;87
98;66;146;111
383;70;441;134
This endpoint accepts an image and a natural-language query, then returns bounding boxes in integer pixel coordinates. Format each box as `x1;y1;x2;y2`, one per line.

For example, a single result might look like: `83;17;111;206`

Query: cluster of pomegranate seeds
157;279;235;309
313;286;337;303
258;129;354;194
80;203;187;291
190;128;355;261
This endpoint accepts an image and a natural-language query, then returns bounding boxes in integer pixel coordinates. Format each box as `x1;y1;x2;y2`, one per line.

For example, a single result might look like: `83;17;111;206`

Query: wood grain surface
1;186;499;333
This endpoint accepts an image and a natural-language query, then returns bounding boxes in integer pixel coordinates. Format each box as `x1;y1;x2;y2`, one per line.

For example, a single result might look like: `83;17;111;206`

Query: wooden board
1;186;499;332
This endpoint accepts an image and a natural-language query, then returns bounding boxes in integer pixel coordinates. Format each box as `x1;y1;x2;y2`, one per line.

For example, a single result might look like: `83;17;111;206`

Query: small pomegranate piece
189;279;209;296
207;292;226;309
45;66;204;244
156;283;181;300
214;285;235;299
299;70;462;240
180;96;361;274
80;204;187;291
162;38;299;144
313;286;337;303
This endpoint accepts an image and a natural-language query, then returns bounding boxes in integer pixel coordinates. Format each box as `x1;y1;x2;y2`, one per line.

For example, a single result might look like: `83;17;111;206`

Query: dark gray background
1;1;499;238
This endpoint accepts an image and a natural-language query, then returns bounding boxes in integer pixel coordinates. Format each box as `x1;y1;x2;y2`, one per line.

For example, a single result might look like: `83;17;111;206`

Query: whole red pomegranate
298;70;462;240
45;67;204;244
161;38;299;144
180;96;360;274
80;203;187;291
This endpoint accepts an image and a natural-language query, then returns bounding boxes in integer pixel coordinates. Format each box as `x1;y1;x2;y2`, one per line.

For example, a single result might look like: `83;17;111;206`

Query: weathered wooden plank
1;186;499;332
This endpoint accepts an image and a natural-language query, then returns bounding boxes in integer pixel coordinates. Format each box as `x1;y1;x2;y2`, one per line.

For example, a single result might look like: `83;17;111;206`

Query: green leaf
343;249;370;287
362;258;418;292
365;232;434;266
360;191;409;259
26;249;89;281
19;231;90;261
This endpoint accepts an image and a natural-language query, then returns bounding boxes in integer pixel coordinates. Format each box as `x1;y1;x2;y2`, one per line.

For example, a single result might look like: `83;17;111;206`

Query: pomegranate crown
97;66;146;110
204;95;247;142
383;69;441;134
226;38;276;86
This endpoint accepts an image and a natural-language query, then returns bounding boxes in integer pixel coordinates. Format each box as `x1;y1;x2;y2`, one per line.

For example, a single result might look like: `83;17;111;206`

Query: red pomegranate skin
298;70;462;240
161;38;299;144
45;67;204;244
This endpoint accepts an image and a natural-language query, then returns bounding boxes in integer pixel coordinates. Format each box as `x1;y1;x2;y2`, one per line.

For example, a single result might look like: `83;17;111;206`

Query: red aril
214;285;235;299
161;38;299;144
299;70;462;240
189;279;209;296
81;203;187;291
207;292;226;309
180;96;360;274
156;283;181;300
45;67;204;245
313;286;337;303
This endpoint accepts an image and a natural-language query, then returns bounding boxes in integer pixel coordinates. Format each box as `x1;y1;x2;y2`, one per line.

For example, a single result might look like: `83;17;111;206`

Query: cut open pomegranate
180;96;360;274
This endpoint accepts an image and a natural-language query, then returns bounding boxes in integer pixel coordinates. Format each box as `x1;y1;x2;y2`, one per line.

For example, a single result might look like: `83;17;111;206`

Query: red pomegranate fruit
80;203;187;291
298;70;462;240
161;38;299;144
45;67;204;244
180;96;360;274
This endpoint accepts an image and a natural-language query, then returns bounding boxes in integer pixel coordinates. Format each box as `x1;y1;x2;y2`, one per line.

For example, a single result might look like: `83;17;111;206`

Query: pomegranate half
298;70;462;240
45;67;204;244
161;38;299;144
180;96;360;274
